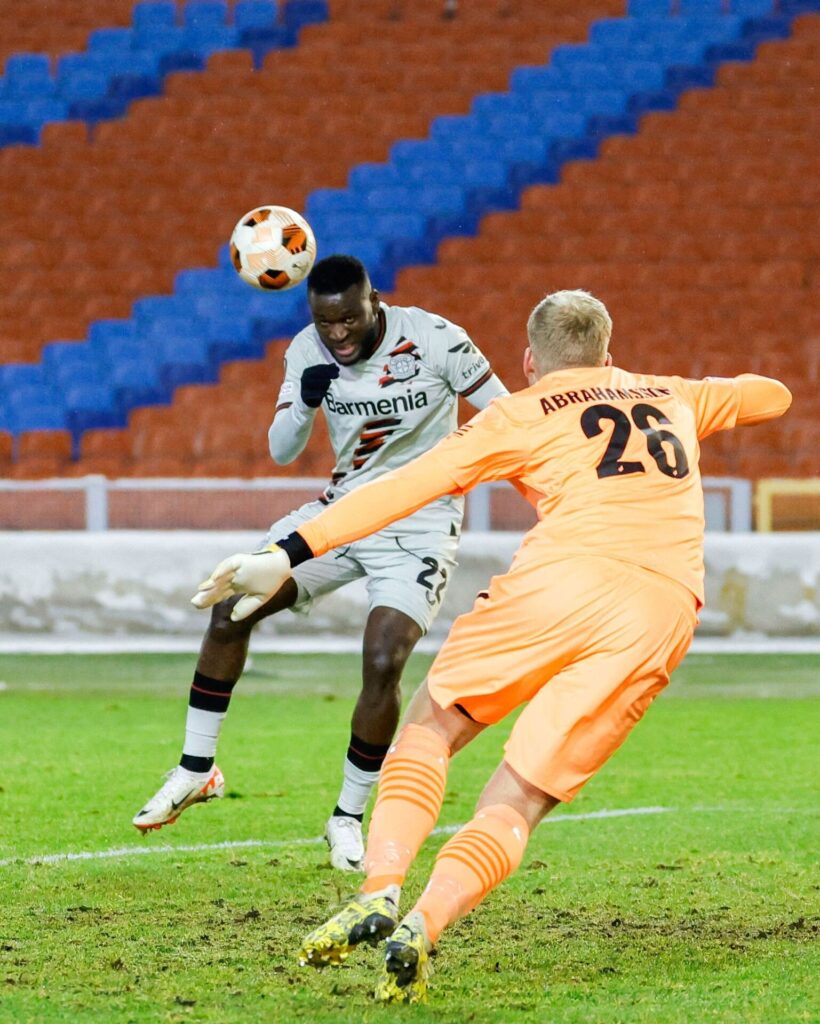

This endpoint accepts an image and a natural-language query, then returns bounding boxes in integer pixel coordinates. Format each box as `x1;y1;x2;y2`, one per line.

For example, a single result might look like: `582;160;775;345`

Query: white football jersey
275;303;499;523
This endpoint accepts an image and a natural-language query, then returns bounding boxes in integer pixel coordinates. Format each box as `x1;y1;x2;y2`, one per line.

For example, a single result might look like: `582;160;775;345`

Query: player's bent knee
208;601;254;643
365;645;411;685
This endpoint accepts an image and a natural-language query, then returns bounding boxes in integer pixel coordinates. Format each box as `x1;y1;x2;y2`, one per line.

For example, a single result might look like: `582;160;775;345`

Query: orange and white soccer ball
229;205;317;291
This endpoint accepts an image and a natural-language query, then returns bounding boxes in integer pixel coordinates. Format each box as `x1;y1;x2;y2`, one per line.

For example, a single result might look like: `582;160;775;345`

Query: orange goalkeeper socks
412;803;530;943
361;723;450;894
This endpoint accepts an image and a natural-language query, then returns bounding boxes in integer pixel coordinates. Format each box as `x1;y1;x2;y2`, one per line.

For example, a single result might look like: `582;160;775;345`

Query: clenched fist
301;363;340;408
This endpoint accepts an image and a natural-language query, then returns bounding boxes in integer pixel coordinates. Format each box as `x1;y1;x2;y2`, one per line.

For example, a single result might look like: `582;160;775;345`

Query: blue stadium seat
311;212;371;240
132;296;192;326
1;54;55;99
401;160;465;187
94;337;157;370
87;28;135;53
416;186;466;217
49;362;107;390
680;15;743;40
203;328;262;364
0;363;47;391
390;139;451;169
132;1;178;30
373;212;428;241
235;0;278;32
181;7;240;56
732;0;774;14
154;335;218;388
132;25;191;59
628;0;672;15
8;405;68;433
588;19;638;48
57;70;110;103
15;99;68;130
321;237;384;271
537;110;588;136
283;0;329;31
577;90;630;115
616;60;667;91
363;187;417;213
174;268;240;294
480;111;540;138
679;0;723;13
88;319;137;348
305;189;362;220
463;157;510;185
348;163;404;191
64;384;124;433
471;93;519;119
509;66;568;94
138;314;201;341
183;27;240;55
0;101;39;145
182;0;229;28
42;341;103;382
551;44;602;69
6;384;65;413
429;114;483;145
109;357;169;409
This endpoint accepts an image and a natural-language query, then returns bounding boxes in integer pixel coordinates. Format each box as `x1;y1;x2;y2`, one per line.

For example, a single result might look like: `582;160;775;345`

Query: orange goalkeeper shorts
427;554;697;803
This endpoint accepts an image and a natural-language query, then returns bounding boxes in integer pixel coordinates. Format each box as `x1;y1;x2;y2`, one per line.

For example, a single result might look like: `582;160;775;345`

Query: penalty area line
0;806;673;869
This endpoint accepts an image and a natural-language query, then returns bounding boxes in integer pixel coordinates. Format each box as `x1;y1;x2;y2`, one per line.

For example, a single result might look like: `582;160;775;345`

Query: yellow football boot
374;912;431;1004
298;892;398;968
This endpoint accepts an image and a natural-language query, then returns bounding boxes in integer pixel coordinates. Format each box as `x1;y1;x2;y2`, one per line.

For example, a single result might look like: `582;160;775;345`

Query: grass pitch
0;652;817;1023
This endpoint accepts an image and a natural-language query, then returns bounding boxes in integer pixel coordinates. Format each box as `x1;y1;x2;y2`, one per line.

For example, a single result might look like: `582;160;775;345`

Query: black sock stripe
193;671;238;694
190;671;238;713
180;754;214;773
347;733;391;772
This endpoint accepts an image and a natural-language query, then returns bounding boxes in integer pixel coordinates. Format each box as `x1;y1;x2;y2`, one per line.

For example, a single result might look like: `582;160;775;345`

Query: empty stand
1;0;817;487
390;13;819;480
0;0;623;367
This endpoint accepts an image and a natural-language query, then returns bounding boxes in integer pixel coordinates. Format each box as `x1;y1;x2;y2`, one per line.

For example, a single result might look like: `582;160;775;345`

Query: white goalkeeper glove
191;546;292;621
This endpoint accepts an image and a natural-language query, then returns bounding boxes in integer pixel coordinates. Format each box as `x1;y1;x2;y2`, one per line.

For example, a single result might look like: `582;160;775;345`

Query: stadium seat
132;1;177;30
628;0;672;15
8;404;68;433
679;0;724;14
79;427;132;462
1;54;55;99
0;430;13;465
733;0;775;14
133;423;196;460
283;0;329;32
16;429;73;462
235;1;279;32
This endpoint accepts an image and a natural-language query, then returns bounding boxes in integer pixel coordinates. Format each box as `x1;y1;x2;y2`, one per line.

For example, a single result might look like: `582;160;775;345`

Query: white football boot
325;814;365;871
132;765;225;832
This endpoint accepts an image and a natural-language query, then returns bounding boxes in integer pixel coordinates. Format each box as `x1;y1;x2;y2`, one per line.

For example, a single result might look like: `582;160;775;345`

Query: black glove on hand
300;364;340;408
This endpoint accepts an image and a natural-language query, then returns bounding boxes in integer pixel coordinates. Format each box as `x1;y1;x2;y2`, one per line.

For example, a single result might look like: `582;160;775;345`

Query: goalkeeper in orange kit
192;289;791;1003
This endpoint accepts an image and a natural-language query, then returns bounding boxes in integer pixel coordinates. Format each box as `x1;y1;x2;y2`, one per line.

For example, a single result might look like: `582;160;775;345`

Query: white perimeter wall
2;531;819;641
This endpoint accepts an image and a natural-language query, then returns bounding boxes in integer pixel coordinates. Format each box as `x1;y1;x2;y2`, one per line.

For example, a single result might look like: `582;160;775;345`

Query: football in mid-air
229;205;317;291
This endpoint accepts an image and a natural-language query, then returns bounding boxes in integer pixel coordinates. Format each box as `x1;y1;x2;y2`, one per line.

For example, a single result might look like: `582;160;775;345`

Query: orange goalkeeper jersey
295;368;791;604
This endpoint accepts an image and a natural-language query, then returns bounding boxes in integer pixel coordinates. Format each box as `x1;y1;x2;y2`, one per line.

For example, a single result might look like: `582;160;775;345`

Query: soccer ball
229;205;317;291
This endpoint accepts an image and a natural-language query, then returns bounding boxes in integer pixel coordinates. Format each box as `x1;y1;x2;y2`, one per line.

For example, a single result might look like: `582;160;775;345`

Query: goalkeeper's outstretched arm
193;402;528;619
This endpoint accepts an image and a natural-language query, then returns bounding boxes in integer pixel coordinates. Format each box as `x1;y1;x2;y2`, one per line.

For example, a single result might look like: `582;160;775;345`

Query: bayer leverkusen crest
379;339;421;387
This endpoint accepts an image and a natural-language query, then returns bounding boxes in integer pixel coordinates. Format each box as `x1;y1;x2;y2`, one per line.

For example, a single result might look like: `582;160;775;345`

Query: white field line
0;805;673;869
1;636;820;655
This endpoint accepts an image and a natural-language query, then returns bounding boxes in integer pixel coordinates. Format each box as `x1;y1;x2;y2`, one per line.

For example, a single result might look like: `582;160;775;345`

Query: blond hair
527;289;612;374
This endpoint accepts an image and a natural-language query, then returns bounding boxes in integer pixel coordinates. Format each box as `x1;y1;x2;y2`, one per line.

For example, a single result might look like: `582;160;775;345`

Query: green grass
0;653;817;1023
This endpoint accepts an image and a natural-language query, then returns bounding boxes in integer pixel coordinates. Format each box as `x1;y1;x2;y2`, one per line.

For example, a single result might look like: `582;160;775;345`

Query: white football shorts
262;499;461;634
